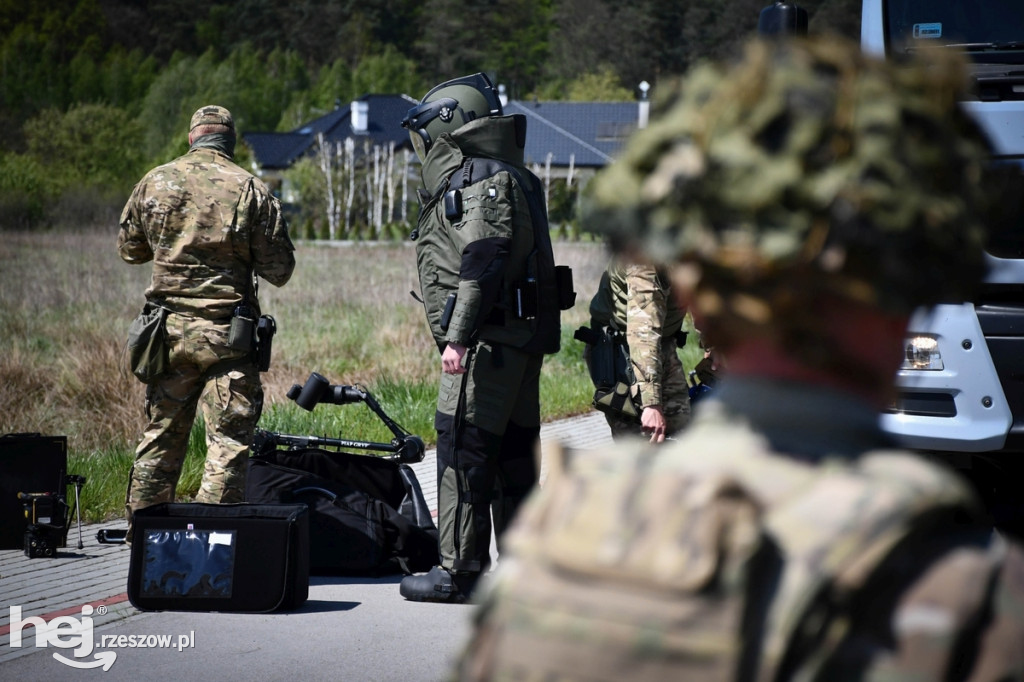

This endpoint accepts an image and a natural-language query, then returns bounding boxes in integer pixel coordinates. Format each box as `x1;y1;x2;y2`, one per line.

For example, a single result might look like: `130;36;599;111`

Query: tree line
0;0;860;232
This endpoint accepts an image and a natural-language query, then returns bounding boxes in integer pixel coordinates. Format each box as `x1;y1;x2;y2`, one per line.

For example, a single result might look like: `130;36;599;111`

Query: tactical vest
456;413;1007;681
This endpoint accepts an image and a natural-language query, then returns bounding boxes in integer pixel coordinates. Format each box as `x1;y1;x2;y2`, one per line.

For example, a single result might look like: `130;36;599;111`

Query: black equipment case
0;433;68;550
127;502;310;613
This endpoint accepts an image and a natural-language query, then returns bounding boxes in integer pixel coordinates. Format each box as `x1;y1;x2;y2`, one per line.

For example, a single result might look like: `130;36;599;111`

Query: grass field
0;229;701;521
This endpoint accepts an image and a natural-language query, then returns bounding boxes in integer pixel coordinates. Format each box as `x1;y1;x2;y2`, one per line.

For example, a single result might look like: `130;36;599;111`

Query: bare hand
442;343;468;374
641;405;667;443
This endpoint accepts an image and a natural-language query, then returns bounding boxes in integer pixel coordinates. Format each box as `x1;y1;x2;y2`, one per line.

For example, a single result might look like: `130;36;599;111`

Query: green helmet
584;36;1018;313
402;73;503;160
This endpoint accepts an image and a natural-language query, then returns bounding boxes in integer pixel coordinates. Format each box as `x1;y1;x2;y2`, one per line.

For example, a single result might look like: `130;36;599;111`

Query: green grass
0;230;702;522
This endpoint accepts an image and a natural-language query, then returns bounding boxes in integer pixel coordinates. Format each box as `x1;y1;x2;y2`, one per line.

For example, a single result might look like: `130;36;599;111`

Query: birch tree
317;131;339;240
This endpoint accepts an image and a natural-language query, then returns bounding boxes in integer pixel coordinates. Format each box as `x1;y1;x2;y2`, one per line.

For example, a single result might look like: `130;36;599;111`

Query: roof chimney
351;100;369;133
638;81;650;129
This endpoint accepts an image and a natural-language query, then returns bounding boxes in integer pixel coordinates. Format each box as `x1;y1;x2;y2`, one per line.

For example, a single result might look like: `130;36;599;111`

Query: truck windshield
887;0;1024;63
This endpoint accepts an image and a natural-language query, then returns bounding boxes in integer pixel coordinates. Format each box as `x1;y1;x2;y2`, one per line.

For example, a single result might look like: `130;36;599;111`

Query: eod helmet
402;73;503;159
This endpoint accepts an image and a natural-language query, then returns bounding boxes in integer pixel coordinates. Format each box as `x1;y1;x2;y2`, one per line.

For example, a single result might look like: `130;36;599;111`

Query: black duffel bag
245;447;438;576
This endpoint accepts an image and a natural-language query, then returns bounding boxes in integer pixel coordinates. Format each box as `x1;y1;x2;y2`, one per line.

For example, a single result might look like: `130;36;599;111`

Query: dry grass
1;230;149;454
0;229;610;459
1;228;689;521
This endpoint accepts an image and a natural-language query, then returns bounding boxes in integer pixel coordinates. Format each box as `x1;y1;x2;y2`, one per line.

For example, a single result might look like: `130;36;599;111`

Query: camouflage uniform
588;261;690;438
459;382;1024;681
118;105;295;527
456;37;1024;680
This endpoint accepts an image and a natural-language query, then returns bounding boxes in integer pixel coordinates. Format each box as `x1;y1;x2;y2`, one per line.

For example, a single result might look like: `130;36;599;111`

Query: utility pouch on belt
229;305;257;351
127;303;169;383
255;315;276;372
514;262;574;320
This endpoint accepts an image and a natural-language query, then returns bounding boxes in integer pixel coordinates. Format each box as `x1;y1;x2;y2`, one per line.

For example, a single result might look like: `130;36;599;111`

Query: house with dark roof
243;91;648;198
243;93;419;201
507;100;641;178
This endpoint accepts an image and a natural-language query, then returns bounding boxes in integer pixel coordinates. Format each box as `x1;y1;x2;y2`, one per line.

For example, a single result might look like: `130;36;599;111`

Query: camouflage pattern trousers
126;313;262;525
603;336;691;440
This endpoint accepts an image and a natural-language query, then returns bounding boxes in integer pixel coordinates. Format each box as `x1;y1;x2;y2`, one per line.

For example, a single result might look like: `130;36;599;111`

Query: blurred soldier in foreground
456;37;1024;680
399;74;570;602
584;260;690;442
118;105;295;539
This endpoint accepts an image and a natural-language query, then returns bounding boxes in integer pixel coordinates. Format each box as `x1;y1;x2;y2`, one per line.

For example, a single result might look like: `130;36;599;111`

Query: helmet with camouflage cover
584;36;1016;315
402;73;503;160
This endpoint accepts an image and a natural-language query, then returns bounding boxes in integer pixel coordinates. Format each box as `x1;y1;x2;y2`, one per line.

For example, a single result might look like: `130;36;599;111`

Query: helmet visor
410;129;427;161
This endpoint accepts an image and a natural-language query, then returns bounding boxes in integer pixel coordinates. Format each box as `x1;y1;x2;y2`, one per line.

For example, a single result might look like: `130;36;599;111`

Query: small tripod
66;474;86;550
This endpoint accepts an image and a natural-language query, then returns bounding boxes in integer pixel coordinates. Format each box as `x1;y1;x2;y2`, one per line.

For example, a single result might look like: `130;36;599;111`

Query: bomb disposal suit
402;74;567;601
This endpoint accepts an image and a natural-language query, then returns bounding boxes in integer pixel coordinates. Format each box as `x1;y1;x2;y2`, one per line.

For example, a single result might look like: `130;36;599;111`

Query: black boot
399;566;477;604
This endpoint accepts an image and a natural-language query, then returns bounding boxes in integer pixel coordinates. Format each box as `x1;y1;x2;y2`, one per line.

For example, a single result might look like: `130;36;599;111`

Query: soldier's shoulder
622;262;658;279
135;157;184;186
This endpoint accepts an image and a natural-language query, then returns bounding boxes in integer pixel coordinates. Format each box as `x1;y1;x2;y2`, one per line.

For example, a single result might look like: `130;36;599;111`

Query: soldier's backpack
457;417;1013;681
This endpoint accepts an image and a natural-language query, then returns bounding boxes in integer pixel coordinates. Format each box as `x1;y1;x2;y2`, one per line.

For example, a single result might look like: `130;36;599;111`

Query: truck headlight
901;335;943;370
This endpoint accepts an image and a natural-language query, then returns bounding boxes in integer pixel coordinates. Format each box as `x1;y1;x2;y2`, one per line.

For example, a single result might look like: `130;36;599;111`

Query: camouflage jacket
458;378;1024;681
589;262;685;407
413;115;558;354
117;143;295;320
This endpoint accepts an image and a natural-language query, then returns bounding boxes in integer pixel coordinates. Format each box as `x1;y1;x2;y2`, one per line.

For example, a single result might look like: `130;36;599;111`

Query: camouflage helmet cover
402;73;503;159
584;36;1013;313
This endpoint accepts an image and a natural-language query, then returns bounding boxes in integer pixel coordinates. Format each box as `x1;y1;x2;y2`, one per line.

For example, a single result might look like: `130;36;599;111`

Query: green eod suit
412;112;563;581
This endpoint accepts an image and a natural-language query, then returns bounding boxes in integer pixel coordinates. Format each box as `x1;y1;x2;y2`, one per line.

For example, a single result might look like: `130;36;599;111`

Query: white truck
760;0;1024;535
862;0;1024;536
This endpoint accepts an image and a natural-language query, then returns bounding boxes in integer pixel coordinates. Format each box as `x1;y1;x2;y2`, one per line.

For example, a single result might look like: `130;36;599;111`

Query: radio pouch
229;306;257;351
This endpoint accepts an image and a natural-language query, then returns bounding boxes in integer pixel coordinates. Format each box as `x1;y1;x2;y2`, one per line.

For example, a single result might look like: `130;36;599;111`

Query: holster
575;324;641;423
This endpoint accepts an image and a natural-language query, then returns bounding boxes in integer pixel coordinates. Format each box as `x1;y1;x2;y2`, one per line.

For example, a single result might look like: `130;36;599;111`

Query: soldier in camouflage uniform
588;260;690;441
118;105;295;537
456;37;1024;680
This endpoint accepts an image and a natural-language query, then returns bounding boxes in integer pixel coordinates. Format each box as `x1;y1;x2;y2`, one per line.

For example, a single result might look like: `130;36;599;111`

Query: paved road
0;412;612;680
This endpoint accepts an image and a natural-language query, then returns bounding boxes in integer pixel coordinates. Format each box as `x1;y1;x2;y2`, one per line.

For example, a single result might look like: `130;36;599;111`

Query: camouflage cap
584;36;1013;313
189;105;234;133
